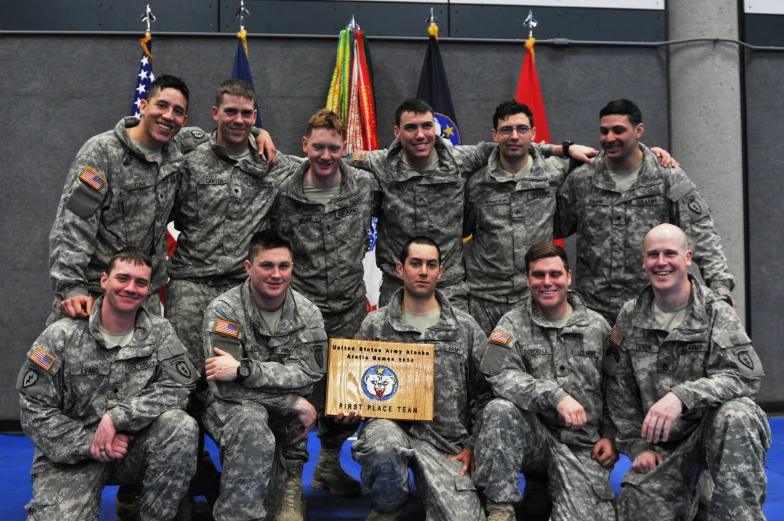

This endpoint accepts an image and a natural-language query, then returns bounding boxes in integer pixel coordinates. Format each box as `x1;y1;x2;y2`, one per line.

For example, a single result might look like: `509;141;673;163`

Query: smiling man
474;243;617;521
606;224;769;521
272;109;381;500
555;99;735;324
18;247;199;520
350;236;491;521
200;229;328;521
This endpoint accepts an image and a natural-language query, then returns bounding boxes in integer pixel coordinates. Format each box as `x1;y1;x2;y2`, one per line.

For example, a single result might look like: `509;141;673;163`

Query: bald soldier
606;224;770;521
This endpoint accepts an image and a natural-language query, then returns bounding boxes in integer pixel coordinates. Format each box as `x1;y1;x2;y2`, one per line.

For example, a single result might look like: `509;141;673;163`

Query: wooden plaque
325;338;435;422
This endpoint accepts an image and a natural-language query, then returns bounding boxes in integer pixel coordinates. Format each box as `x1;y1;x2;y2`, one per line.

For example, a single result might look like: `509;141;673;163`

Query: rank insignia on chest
30;346;56;371
214;320;240;338
490;330;512;345
78;167;106;191
610;328;625;348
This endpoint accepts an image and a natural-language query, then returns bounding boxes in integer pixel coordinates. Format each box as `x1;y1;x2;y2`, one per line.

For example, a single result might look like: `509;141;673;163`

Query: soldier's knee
156;409;199;442
483;398;521;426
713;399;770;448
226;407;275;446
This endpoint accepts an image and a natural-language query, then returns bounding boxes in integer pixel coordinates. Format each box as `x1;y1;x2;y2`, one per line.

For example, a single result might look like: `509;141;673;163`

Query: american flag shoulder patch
490;330;512;345
78;167;105;191
353;150;368;162
30;346;56;371
610;328;625;348
214;320;240;338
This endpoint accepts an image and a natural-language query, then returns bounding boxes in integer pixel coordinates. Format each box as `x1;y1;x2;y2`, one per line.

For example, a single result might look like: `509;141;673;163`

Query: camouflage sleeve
345;149;388;174
452;142;496;177
596;317;618;440
531;142;555;158
48;140;111;301
669;169;735;292
481;317;568;413
604;306;651;460
463;184;477;240
170;160;193;231
670;302;762;411
17;333;94;464
464;318;493;452
173;127;209;155
554;167;580;239
108;322;195;433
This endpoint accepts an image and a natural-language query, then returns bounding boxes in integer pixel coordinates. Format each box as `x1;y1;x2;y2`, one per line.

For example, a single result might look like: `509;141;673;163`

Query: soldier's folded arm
452;141;496;176
108;324;197;433
553;172;579;240
49;142;111;302
17;337;94;464
669;302;762;413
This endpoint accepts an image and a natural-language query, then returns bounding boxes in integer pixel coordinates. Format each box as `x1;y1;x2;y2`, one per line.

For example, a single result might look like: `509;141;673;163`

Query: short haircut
106;246;152;275
525;243;570;274
395;99;434;127
306;109;347;139
599;99;642;127
400;236;442;265
493;99;534;129
247;229;294;262
147;74;190;110
215;78;256;107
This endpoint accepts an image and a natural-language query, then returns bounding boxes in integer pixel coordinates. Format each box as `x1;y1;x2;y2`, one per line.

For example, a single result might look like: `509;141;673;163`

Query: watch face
239;365;250;378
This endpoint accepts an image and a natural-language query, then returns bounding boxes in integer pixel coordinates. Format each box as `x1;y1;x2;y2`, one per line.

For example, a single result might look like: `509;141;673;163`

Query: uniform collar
590;143;664;193
386;288;459;334
88;295;153;352
632;274;711;332
115;117;178;164
241;279;304;336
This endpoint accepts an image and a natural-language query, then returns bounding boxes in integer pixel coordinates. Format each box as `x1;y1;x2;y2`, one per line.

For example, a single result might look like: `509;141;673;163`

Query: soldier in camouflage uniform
272;110;381;497
474;243;618;521
555;99;735;324
165;79;298;518
201;230;328;521
18;247;199;521
606;224;770;521
350;237;491;521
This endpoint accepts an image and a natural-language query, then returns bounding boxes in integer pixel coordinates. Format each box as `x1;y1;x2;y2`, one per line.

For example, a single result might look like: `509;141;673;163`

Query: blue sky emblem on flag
362;365;398;401
434;113;460;146
366;217;378;252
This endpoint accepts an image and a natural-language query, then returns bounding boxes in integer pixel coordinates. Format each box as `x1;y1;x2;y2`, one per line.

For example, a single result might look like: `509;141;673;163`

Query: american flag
30;347;55;371
130;37;155;118
215;320;240;338
490;330;511;345
610;328;625;347
79;168;105;191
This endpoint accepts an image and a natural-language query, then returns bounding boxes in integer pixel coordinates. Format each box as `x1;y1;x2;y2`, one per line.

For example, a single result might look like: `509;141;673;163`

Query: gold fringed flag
130;32;155;117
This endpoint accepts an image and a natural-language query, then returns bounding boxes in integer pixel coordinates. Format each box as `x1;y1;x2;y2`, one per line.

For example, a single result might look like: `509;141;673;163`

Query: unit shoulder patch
78;167;106;191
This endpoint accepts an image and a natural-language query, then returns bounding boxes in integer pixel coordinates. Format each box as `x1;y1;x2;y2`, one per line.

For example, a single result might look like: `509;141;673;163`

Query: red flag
515;38;563;247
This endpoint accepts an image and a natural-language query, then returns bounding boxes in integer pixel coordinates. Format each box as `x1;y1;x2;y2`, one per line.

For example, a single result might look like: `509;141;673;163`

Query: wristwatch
562;140;574;158
236;359;251;382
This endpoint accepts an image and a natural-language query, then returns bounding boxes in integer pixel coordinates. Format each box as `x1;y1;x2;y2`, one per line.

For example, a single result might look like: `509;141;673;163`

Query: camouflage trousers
315;297;368;446
25;410;197;521
202;401;307;521
474;399;616;521
352;419;486;521
379;274;469;314
46;290;162;326
467;295;521;337
617;397;770;521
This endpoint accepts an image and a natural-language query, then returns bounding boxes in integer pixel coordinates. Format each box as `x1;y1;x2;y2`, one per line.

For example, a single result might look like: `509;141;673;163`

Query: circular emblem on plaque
361;365;399;401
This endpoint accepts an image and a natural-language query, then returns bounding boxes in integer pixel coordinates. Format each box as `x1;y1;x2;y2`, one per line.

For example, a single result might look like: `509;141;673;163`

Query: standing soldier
606;224;769;521
18;247;199;520
272;109;381;497
349;236;491;521
201;230;328;521
474;243;617;521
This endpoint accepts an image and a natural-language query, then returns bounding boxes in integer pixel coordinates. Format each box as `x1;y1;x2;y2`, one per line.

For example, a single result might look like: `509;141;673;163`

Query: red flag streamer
355;30;379;151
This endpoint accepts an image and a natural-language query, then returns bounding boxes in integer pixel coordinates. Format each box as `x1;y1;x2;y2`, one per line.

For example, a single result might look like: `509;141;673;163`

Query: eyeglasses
497;125;532;136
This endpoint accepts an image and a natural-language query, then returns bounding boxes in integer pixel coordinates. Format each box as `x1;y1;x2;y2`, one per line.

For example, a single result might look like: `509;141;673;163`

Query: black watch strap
237;359;251;382
562;140;574;158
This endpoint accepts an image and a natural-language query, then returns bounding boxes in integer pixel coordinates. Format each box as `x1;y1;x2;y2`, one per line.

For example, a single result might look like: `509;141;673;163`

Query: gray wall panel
0;34;666;420
744;51;784;406
745;13;784;47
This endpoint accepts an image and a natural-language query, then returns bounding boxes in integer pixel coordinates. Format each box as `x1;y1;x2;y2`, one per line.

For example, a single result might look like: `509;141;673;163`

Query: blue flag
416;34;460;145
232;38;263;128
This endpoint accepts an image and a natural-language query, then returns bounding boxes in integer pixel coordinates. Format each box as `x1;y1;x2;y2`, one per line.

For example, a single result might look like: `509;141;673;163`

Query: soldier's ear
396;261;404;278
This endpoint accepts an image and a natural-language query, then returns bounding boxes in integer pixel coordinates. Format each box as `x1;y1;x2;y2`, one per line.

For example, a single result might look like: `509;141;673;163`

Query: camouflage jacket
17;297;197;473
202;280;327;419
605;275;763;460
357;289;492;455
48;118;208;300
481;291;614;449
464;147;570;303
168;131;299;280
272;160;381;314
555;144;735;321
347;137;496;287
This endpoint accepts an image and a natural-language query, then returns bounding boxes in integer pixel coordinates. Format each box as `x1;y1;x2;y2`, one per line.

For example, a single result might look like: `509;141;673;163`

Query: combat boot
276;459;306;521
366;504;405;521
521;472;552;516
310;447;361;496
115;483;142;521
486;502;515;521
